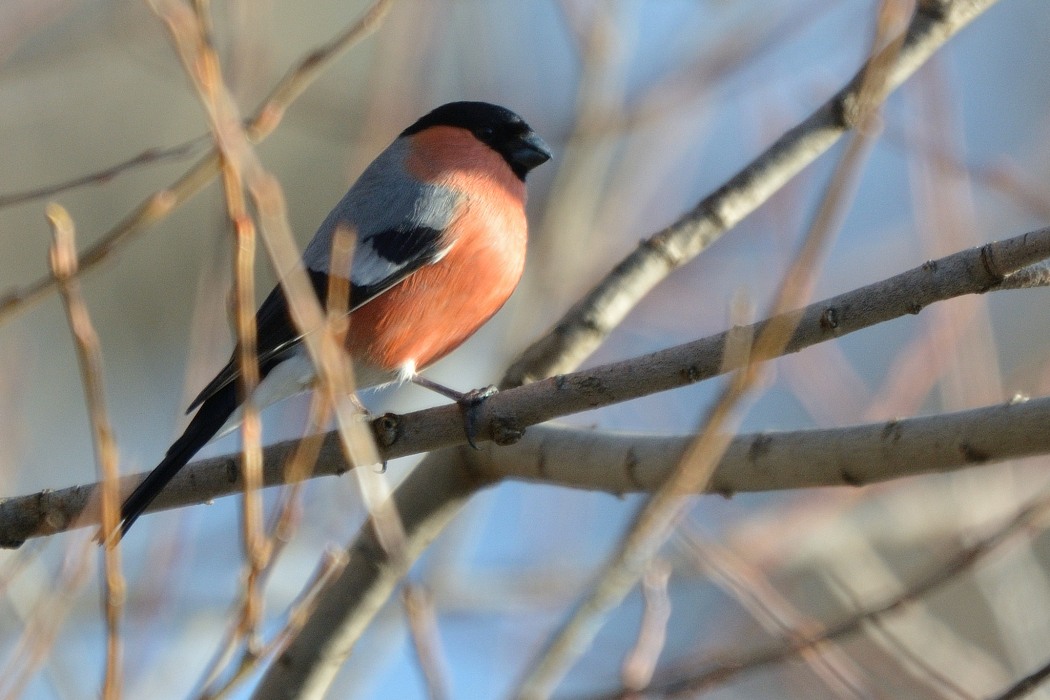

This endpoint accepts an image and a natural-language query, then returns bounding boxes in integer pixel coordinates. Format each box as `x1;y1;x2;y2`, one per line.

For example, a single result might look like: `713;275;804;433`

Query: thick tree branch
7;388;1049;546
5;223;1050;546
490;394;1050;494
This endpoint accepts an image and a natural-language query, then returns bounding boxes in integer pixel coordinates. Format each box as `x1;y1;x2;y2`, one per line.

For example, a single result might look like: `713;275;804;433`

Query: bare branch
150;0;271;656
502;0;999;389
989;655;1050;700
403;584;451;700
46;205;125;700
586;488;1050;699
0;136;209;210
7;383;1050;546
0;0;394;327
3;223;1049;541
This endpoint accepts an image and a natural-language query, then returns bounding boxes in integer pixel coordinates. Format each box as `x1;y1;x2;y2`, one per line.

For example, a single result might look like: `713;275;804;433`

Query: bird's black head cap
401;101;552;181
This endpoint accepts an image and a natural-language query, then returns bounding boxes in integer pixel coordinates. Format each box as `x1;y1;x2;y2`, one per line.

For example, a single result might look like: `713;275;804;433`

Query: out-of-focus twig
621;559;672;693
679;527;871;699
150;0;392;692
0;0;395;327
148;3;404;698
46;204;125;700
989;656;1050;700
0;540;94;700
194;226;351;697
826;572;975;699
197;548;349;700
605;489;1050;699
0;136;210;210
403;583;451;700
151;0;269;654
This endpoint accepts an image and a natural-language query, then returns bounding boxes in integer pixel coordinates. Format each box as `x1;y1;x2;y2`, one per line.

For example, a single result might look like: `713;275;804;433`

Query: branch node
490;417;525;447
840;469;865;487
681;365;703;383
625;447;644;490
881;420;903;442
818;307;839;332
959;442;990;464
225;459;239;484
714;483;735;499
638;236;681;269
916;0;951;21
371;413;402;449
748;433;773;462
979;241;1008;288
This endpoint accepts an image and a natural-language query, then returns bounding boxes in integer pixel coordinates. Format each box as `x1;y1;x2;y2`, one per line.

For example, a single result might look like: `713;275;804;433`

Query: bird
116;101;552;539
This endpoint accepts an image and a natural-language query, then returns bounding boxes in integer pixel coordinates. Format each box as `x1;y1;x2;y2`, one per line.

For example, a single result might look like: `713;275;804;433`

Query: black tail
118;383;238;539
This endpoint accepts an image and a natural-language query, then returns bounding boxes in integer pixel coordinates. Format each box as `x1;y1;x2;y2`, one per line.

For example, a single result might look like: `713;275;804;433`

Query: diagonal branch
503;0;1000;389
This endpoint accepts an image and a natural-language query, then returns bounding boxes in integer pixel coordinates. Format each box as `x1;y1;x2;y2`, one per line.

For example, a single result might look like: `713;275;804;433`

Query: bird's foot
410;376;497;449
456;385;498;450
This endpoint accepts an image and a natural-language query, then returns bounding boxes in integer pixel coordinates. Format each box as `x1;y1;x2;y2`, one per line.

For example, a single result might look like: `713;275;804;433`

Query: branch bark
5;224;1048;546
502;0;1000;388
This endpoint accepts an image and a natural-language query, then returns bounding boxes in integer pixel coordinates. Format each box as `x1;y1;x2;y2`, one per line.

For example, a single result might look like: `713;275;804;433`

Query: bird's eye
476;126;494;139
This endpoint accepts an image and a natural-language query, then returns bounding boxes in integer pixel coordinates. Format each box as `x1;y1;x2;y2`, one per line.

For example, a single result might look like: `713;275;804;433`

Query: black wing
185;269;332;413
186;225;447;412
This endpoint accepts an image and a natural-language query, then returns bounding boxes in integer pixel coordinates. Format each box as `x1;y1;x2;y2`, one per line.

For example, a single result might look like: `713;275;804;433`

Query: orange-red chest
345;127;529;372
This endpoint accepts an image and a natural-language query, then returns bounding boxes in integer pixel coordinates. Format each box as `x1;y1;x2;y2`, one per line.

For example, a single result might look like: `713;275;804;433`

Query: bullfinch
117;101;552;538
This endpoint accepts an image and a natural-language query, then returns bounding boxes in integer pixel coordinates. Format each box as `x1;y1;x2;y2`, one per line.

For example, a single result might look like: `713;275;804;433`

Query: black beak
512;131;553;172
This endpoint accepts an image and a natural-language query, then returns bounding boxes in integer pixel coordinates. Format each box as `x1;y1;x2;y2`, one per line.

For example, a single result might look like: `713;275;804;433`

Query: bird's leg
410;375;497;449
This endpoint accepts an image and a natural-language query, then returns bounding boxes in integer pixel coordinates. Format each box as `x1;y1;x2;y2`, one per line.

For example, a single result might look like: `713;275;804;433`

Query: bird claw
456;385;497;449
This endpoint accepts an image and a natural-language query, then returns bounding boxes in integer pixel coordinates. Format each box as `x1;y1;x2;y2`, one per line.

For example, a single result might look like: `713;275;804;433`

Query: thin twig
989;656;1050;700
147;5;406;698
826;572;975;699
46;204;125;700
0;136;210;209
194;229;351;697
0;541;94;699
611;489;1050;699
198;548;350;700
403;583;451;700
620;559;672;693
678;527;871;699
151;0;270;653
0;0;395;327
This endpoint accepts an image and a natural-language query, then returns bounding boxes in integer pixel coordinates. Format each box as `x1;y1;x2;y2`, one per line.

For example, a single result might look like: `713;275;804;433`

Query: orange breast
345;127;528;372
